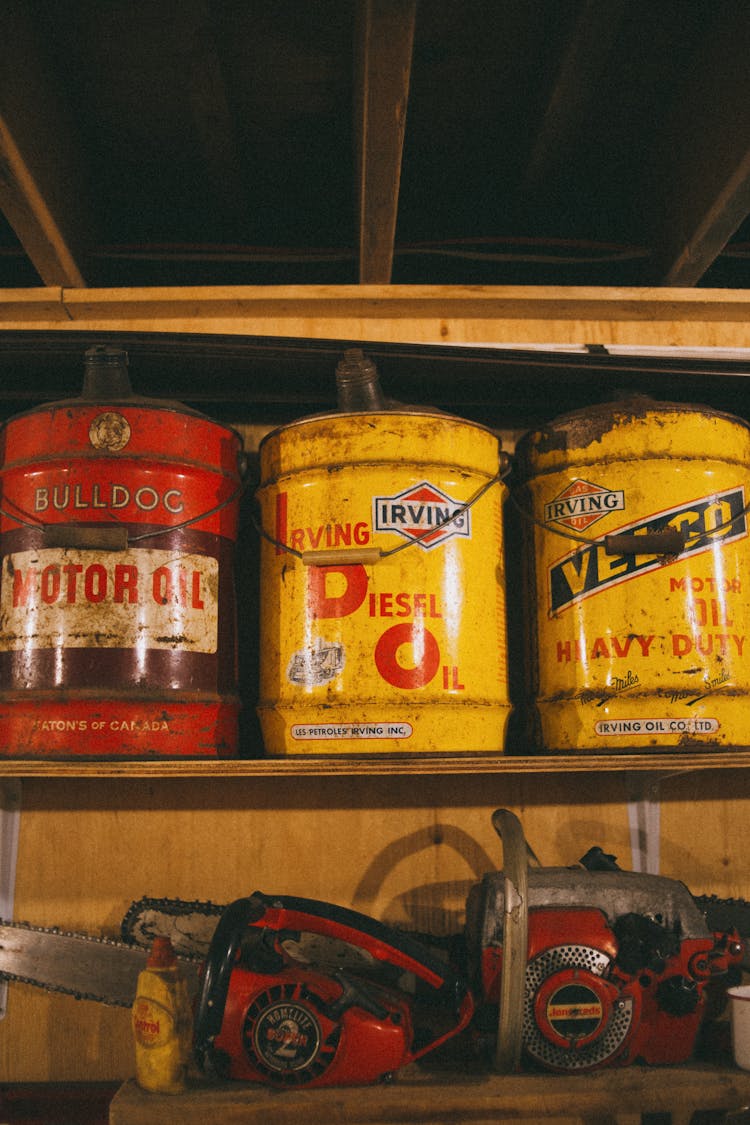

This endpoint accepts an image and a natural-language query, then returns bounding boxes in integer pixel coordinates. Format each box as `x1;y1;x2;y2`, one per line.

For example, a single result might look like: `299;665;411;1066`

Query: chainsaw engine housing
466;867;743;1072
194;893;474;1087
214;962;415;1085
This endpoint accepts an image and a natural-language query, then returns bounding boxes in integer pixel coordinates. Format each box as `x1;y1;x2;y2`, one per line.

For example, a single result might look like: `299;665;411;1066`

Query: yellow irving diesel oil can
514;396;750;751
256;350;511;755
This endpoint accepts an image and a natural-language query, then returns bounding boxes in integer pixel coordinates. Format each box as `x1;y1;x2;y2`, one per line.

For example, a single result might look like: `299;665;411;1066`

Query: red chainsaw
191;891;474;1086
464;811;744;1073
0;808;745;1085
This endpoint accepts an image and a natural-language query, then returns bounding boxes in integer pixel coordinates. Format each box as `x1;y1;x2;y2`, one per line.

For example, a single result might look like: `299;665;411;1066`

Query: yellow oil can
256;355;510;755
515;396;750;751
131;936;193;1094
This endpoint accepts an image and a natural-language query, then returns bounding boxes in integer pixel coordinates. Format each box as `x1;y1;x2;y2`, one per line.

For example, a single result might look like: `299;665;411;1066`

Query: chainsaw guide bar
0;918;199;1006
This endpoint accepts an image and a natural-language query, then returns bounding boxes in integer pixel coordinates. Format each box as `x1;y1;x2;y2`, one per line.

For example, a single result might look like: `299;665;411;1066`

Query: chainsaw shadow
351;823;496;936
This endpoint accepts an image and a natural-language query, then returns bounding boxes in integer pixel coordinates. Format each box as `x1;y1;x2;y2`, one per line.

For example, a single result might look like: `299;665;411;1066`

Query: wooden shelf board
109;1063;750;1124
2;749;750;779
4;284;750;348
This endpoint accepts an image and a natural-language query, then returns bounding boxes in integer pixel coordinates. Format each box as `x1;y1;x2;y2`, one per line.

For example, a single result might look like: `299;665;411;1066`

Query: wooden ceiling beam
656;149;750;287
522;0;628;196
642;12;750;286
354;0;416;284
179;2;246;225
0;3;87;286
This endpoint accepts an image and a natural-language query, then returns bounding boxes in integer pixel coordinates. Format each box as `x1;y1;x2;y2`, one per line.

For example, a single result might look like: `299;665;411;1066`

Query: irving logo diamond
373;481;471;549
544;478;625;532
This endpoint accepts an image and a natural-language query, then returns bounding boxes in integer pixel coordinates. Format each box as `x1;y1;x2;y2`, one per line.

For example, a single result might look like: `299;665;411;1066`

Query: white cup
727;985;750;1070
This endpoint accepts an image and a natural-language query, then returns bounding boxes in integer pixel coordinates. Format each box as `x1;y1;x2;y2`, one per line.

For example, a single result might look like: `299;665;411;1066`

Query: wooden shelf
6;285;750;351
2;299;750;1099
109;1063;750;1125
2;749;750;778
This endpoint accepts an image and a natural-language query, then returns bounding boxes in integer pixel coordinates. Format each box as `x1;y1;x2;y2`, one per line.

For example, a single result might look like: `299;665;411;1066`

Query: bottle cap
146;935;177;968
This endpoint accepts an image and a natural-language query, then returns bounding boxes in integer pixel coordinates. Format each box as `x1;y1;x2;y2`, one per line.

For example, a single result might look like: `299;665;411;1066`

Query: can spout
82;345;133;399
335;348;387;412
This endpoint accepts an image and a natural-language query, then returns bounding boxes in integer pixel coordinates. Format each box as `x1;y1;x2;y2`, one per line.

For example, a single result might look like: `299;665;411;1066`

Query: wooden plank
109;1065;750;1124
0;3;88;286
180;1;245;223
2;751;750;780
354;0;416;283
642;11;750;286
0;288;68;321
657;148;750;288
57;282;750;320
493;810;528;1072
44;283;750;347
3;282;750;344
522;0;628;196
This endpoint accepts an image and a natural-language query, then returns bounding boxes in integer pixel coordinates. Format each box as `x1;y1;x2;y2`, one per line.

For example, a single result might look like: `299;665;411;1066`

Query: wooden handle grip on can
604;528;685;556
44;525;130;551
301;547;383;567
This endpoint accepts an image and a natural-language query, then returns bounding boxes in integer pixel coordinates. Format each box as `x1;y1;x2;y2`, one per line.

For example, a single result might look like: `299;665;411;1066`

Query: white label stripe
291;723;413;740
0;547;219;654
594;717;720;736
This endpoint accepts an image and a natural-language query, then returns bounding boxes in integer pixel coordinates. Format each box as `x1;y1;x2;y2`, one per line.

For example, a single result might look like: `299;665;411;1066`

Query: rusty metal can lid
514;394;750;477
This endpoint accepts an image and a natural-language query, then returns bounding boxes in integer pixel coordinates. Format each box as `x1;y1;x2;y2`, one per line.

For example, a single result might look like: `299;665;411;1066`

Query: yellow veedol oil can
515;396;750;751
256;353;511;755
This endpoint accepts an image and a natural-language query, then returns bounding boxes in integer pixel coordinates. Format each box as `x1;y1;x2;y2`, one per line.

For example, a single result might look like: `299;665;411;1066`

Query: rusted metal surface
0;352;243;758
514;395;750;462
515;397;750;752
256;409;510;755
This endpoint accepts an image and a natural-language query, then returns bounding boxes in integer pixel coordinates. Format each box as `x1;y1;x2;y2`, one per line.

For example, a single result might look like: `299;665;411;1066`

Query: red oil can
0;345;244;758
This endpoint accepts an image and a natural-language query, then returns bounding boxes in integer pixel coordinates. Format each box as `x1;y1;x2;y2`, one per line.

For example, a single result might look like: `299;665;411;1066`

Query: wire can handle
263;456;511;566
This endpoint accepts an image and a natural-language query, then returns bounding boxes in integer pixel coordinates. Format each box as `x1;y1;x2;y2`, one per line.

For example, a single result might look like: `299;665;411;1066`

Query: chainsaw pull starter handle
323;970;389;1021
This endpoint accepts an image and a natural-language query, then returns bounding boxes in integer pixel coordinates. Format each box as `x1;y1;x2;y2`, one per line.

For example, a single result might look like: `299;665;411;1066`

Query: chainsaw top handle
193;896;265;1072
193;891;473;1071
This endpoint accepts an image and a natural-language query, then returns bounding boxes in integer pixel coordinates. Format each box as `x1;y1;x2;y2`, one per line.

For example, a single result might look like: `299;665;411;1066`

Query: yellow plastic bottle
131;935;193;1094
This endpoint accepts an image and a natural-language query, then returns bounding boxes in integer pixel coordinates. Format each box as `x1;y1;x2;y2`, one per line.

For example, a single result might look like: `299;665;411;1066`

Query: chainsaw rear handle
193;891;473;1070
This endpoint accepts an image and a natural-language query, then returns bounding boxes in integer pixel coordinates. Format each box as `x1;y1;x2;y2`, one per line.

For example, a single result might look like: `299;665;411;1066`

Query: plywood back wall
1;771;749;1081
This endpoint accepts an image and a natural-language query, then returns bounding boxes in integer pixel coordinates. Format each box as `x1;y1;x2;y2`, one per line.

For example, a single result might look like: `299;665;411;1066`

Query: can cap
335;348;387;411
82;345;133;400
146;935;177;969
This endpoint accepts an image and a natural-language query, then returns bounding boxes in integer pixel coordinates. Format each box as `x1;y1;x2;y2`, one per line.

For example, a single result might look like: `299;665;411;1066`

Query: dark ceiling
3;1;750;292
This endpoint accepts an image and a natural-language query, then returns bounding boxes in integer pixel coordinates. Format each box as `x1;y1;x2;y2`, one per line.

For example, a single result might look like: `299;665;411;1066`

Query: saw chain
120;896;224;958
2;889;749;1008
119;895;455;964
119;891;750;965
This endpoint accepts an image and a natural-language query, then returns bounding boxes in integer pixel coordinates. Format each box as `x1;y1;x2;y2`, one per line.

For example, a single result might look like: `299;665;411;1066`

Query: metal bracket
626;771;662;875
0;780;21;1019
